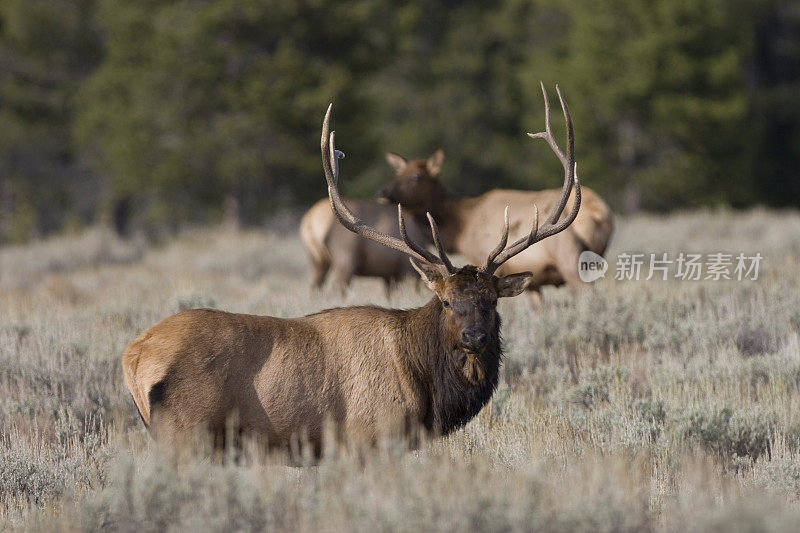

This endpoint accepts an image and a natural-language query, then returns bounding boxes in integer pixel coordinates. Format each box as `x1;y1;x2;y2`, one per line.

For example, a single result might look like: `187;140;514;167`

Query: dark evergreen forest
1;0;798;240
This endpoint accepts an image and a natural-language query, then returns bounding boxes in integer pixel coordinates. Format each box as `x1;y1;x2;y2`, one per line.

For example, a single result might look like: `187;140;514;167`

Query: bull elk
121;90;580;454
378;83;613;307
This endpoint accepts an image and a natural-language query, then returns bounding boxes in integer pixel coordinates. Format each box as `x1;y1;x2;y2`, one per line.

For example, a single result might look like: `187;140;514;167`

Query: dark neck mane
401;298;502;436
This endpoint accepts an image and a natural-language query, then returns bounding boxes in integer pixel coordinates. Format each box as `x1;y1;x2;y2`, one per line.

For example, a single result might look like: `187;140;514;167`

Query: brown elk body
122;88;580;453
299;199;427;292
123;276;511;451
378;85;613;307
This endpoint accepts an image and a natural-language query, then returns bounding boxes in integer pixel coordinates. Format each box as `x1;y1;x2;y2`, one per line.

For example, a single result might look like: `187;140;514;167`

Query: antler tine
527;83;574;227
485;205;539;274
484;84;581;274
322;105;356;228
534;163;580;241
328;132;344;185
426;213;456;274
397;205;440;265
484;206;510;271
527;82;569;170
322;104;444;268
548;84;575;225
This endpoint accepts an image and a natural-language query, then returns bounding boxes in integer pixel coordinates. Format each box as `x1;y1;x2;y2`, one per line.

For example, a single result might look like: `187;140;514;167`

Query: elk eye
441;299;451;309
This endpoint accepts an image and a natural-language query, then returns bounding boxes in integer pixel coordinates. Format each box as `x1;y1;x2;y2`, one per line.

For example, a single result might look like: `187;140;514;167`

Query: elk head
322;84;579;378
376;150;448;210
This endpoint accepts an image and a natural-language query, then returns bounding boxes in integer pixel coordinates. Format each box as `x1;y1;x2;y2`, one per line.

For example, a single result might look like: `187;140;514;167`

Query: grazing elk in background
299;150;444;293
122;90;580;454
378;83;613;308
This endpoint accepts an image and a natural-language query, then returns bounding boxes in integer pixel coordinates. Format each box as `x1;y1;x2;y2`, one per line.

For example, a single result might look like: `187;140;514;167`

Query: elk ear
496;272;533;298
386;153;407;173
409;258;444;290
426;149;445;176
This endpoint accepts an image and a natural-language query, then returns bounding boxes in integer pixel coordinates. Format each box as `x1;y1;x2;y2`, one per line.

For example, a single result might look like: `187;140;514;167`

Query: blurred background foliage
0;0;798;241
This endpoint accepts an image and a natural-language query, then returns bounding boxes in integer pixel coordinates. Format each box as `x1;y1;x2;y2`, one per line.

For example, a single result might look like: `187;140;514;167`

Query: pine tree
0;0;101;241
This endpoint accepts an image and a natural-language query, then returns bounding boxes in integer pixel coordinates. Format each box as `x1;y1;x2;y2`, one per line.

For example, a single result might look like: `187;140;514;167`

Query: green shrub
677;405;774;462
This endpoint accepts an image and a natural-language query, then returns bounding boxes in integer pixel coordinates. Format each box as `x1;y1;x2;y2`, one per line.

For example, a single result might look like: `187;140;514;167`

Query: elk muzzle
376;187;393;205
459;328;488;353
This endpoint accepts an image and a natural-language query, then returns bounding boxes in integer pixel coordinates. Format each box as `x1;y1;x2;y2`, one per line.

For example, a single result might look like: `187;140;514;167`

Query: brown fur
299;199;428;292
121;265;530;453
377;150;615;302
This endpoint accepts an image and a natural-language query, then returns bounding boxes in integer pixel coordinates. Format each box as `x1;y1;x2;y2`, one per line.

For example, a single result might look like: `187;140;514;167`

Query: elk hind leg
383;277;394;299
310;259;330;289
332;264;355;295
554;235;591;296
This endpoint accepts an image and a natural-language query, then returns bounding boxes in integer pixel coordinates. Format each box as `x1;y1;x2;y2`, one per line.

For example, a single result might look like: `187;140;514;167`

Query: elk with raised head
299;151;443;292
377;83;613;307
122;91;580;454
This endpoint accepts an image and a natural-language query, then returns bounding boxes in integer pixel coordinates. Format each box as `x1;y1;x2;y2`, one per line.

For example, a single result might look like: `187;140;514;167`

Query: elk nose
461;328;488;351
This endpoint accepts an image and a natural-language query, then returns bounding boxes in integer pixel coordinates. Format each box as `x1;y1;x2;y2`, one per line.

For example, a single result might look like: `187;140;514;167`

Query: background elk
122;95;579;454
377;83;613;307
299;150;444;292
300;199;427;293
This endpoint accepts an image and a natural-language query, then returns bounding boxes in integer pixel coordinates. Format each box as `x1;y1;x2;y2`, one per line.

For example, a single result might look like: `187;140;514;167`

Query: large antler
321;104;457;275
484;83;581;275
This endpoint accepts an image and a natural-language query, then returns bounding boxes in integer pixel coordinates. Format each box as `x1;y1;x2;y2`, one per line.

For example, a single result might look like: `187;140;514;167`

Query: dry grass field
2;208;800;531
